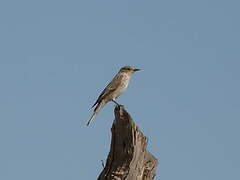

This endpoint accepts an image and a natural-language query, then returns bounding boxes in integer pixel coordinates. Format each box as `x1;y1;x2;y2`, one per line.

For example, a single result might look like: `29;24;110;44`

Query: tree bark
98;105;158;180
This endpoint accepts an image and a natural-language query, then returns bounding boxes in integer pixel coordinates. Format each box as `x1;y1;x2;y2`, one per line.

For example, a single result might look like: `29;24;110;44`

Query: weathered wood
98;105;158;180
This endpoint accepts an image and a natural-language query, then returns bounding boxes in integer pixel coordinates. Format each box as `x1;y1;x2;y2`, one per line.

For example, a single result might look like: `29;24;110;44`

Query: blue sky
0;0;240;179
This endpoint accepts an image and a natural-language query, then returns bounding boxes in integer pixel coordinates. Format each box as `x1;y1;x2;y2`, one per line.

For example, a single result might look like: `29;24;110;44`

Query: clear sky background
0;0;240;180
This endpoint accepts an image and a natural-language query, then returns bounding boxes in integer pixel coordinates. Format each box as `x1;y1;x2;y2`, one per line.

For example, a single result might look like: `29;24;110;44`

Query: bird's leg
112;100;120;106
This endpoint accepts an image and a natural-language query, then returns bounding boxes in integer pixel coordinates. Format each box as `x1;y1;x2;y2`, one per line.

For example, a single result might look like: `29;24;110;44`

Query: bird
86;66;140;126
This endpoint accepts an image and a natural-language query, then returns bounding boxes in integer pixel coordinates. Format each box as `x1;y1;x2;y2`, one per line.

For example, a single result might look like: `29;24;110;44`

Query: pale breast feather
120;73;130;89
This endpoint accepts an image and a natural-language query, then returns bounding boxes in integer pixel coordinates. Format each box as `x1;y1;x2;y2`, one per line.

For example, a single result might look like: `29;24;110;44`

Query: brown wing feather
91;73;125;108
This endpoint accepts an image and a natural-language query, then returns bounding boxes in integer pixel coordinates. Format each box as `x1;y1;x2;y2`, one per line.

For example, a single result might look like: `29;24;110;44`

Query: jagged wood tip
97;105;158;180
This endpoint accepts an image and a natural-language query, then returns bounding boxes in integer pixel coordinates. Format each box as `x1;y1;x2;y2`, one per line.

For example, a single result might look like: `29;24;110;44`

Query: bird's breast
119;73;131;91
110;72;131;100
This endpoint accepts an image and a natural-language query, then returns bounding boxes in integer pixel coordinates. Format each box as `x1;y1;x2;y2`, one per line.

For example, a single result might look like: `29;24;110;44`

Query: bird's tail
86;112;96;126
86;101;105;126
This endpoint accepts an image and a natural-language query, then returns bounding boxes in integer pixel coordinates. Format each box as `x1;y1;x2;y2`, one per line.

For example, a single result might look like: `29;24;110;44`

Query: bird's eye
122;67;132;71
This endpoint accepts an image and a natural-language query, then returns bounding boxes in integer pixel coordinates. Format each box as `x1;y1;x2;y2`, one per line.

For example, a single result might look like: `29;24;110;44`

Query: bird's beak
134;68;141;72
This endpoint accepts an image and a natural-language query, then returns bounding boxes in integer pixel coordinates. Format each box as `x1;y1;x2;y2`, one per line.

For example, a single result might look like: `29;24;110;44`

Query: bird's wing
91;73;124;108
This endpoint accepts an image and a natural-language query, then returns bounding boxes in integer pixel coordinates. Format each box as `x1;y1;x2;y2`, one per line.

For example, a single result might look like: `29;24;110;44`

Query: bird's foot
112;100;120;106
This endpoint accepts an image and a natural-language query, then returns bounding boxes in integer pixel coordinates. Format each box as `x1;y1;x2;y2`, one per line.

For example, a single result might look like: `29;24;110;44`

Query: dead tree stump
98;105;158;180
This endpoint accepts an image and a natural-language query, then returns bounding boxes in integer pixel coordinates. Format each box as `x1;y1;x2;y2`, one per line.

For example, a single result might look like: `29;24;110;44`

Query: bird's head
120;66;140;73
